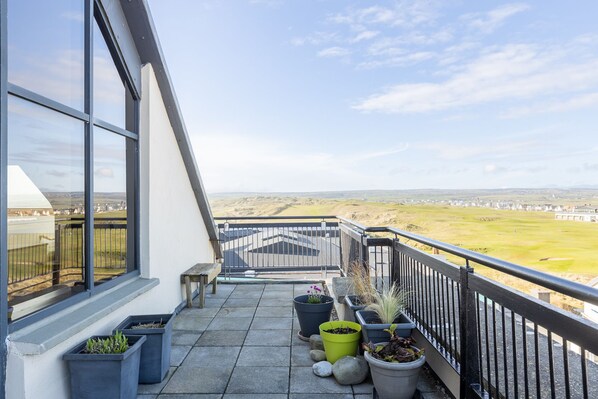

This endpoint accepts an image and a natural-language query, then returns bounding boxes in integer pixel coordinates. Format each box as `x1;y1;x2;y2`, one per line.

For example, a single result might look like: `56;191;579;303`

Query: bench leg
199;277;206;308
184;276;192;308
212;276;217;294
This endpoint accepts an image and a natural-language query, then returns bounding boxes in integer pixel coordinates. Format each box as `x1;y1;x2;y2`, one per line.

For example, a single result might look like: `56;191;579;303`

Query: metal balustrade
219;215;598;399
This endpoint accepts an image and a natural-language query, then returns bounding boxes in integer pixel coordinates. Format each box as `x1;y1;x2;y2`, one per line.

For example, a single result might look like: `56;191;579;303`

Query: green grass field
211;197;598;281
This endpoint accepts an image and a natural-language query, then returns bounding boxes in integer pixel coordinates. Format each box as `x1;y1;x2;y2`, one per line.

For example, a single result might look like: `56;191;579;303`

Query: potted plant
355;283;415;343
343;261;375;322
63;331;146;399
319;320;362;363
363;324;425;399
114;313;174;383
293;284;334;339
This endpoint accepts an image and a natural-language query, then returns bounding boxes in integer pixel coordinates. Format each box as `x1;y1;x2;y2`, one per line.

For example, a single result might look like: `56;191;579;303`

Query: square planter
63;334;146;399
356;310;415;344
343;295;366;322
114;313;174;384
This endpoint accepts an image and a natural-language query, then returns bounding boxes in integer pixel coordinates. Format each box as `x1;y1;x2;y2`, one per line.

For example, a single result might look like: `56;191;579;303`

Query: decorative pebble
310;349;327;362
309;334;324;351
332;355;369;385
313;361;333;377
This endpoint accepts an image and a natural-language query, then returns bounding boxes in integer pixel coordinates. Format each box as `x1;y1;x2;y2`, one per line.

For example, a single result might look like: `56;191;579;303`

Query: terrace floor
137;282;447;399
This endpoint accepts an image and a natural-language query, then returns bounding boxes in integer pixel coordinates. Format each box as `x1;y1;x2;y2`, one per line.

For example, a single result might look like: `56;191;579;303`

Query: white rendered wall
5;63;216;399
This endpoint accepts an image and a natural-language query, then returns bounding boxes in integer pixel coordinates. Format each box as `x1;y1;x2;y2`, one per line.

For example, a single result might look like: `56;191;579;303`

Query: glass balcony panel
8;0;84;110
7;95;85;321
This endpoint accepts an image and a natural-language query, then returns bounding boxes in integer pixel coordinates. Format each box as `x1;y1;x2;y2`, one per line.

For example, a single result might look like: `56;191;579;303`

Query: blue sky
149;1;598;193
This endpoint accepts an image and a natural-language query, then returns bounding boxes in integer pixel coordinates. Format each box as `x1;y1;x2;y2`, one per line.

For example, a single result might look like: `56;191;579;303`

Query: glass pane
8;0;84;110
7;96;85;321
93;20;126;128
93;128;128;284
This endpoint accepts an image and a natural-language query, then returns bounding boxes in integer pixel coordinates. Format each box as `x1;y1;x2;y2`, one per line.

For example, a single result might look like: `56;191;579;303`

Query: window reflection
94;128;128;283
8;0;84;110
93;20;127;128
7;96;85;321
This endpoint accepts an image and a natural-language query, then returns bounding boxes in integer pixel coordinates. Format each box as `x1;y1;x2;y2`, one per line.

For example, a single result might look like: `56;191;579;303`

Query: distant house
555;212;598;222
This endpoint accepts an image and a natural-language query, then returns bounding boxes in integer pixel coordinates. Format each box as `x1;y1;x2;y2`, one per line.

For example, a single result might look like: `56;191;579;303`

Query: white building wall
5;63;215;399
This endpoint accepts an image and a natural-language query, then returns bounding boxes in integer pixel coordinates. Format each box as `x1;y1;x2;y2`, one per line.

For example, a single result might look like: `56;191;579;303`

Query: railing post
52;224;61;286
391;238;400;286
459;265;481;398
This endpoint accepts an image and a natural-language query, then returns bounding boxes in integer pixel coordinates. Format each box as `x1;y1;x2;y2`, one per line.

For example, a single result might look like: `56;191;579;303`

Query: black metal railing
217;215;598;398
215;216;339;276
8;217;127;297
337;216;598;399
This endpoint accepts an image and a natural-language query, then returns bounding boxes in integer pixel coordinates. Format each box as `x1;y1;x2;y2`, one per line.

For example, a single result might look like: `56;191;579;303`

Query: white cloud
351;30;380;43
358;51;435;69
353;43;598;113
502;92;598;118
317;47;351;58
464;3;530;34
329;1;439;29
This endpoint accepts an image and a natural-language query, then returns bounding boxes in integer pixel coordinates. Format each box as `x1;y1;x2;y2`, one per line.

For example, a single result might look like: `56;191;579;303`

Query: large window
6;0;139;324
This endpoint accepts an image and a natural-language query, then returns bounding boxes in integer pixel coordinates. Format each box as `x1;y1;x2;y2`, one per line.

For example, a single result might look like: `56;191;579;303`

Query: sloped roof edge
119;0;222;258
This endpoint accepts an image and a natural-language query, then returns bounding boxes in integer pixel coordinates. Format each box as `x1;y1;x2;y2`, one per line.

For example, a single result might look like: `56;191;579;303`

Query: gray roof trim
119;0;221;258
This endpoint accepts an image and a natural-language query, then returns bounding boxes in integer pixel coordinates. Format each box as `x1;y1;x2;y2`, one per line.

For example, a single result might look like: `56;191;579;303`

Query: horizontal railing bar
338;216;598;306
218;222;339;229
469;272;598;354
215;215;338;220
395;241;462;282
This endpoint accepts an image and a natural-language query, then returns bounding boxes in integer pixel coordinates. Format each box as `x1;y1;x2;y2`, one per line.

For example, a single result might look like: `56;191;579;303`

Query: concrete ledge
8;277;159;355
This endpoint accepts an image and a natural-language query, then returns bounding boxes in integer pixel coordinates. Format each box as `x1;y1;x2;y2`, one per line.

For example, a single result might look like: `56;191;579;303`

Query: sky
148;0;598;193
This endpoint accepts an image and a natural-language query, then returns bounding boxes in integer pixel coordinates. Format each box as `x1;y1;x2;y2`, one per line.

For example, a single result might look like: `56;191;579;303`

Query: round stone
332;355;369;385
309;334;324;351
310;349;327;362
313;361;333;377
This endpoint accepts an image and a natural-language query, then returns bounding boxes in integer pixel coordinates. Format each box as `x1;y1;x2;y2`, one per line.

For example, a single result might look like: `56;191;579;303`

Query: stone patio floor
137;283;445;399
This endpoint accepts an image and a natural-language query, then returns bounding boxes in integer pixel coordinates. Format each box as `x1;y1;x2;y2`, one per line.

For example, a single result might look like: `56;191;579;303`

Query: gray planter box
114;313;174;384
356;310;415;344
63;334;146;399
343;295;366;322
293;294;334;338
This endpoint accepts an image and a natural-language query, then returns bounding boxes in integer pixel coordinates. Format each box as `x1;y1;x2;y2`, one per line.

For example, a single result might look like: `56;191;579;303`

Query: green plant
307;285;323;303
131;319;165;329
363;324;424;363
348;260;376;305
365;283;408;324
84;331;129;354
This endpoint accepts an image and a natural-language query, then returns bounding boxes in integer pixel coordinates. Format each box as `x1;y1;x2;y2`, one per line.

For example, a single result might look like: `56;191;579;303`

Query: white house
0;1;222;398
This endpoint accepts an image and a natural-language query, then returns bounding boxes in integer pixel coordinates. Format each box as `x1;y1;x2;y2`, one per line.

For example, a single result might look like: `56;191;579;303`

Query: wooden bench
180;263;221;308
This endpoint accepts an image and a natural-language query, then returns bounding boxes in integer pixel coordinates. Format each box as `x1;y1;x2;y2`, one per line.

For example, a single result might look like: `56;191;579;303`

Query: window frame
4;0;141;332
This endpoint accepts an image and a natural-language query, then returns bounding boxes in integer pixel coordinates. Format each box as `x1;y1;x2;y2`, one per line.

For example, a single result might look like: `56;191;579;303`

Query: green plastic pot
319;321;362;364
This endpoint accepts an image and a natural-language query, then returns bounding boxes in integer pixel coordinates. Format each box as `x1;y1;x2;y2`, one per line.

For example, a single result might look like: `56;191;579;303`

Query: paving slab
173;317;213;332
291;345;315;366
259;297;294;307
261;290;293;299
196;330;247;347
181;346;241;368
162;367;233;394
158;395;222;399
290;395;354;399
244;329;292;346
179;307;220;318
202;298;227;308
255;306;293;318
138;367;176;394
137;395;157;399
228;290;263;299
207;317;253;331
236;346;290;367
226;367;289;394
216;307;256;318
172;331;201;346
250;317;293;330
290;367;353;394
223;298;259;308
170;345;192;366
223;395;286;399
